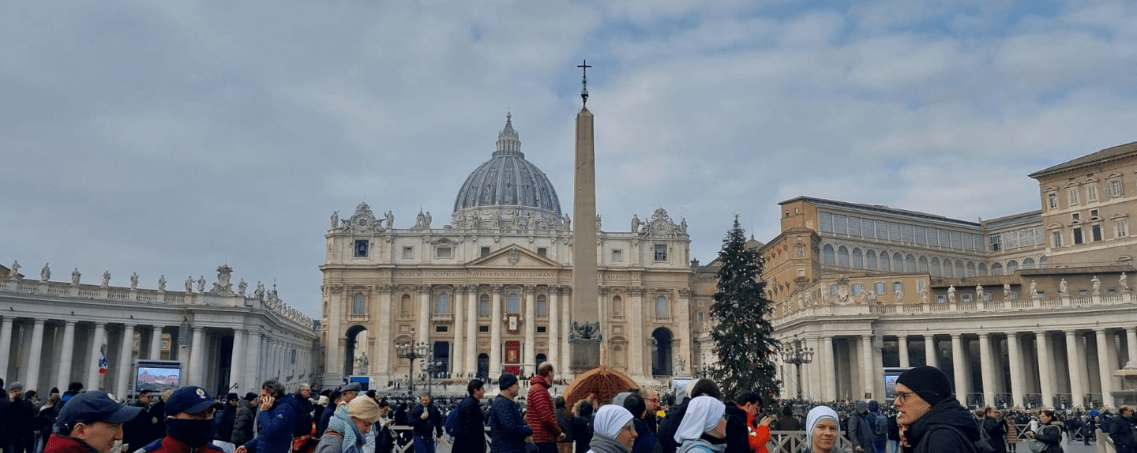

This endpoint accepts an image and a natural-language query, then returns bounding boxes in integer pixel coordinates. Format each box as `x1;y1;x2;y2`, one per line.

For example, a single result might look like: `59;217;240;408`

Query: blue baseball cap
56;392;142;433
165;386;224;416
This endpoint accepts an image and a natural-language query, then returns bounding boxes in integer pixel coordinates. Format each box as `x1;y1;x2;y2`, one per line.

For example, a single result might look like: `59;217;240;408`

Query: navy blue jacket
488;395;532;453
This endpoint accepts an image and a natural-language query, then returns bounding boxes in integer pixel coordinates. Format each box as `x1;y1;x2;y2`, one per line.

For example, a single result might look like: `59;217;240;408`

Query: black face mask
166;418;214;448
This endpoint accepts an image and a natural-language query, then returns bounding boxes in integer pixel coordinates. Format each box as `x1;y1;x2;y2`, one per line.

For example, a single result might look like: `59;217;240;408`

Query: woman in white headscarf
674;396;729;453
588;404;638;453
803;406;850;453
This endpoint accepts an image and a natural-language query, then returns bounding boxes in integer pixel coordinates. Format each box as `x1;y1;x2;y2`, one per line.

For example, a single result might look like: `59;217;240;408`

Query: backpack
873;412;887;436
444;407;460;436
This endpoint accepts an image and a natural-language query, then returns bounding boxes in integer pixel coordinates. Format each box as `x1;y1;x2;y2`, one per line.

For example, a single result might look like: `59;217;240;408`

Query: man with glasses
643;390;661;434
893;366;980;452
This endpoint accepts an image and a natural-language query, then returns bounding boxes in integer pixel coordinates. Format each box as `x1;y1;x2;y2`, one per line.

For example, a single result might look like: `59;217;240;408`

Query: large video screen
136;363;181;393
883;367;911;402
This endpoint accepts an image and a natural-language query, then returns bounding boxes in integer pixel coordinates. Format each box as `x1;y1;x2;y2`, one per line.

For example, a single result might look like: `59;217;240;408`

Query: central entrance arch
344;325;368;377
651;327;674;376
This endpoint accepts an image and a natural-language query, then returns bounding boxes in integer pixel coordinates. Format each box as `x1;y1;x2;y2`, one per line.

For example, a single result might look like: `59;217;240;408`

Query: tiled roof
1028;141;1137;179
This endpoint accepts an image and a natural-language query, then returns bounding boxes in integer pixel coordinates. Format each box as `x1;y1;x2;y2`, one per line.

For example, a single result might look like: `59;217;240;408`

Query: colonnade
782;326;1136;409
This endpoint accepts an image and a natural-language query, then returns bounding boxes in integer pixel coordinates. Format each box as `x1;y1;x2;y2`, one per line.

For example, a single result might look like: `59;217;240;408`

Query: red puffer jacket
524;374;563;443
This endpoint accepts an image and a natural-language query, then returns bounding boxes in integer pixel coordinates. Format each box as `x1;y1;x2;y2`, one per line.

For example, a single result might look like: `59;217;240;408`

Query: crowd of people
7;364;1137;453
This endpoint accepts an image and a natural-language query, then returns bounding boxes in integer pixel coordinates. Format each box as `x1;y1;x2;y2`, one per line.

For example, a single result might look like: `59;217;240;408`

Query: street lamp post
396;341;431;392
420;359;442;395
780;341;814;399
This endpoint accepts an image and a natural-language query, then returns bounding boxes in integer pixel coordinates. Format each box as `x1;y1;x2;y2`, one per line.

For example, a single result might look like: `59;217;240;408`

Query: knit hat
9;381;23;391
347;395;382;423
227;393;240;402
244;392;258;401
896;365;952;405
499;373;519;390
804;406;840;452
869;400;880;411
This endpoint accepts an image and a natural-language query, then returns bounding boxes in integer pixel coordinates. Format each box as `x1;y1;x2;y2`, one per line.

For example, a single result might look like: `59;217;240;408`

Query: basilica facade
320;115;693;388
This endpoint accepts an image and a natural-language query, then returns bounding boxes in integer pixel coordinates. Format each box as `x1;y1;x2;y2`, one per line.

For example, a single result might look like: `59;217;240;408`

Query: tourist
847;401;873;453
314;397;380;453
620;392;658;453
214;393;239;448
674;396;727;453
981;407;1006;453
893;366;979;452
135;386;225;453
231;393;257;447
452;380;487;453
8;382;36;453
237;379;295;453
572;400;595;453
407;393;442;453
556;396;576;453
527;363;567;453
804;405;848;453
489;373;533;453
124;390;158;451
1025;410;1063;453
45;391;142;453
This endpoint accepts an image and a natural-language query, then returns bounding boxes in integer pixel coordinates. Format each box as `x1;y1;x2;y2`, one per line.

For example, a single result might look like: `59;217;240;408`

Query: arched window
930;258;941;277
966;262;976;277
612;295;624;316
978;263;987;276
893;253;904;272
1023;257;1036;269
400;294;411;316
479;294;490;316
852;248;863;268
942;259;953;277
991;263;1003;276
918;256;929;273
905;254;916;272
866;250;877;270
537;295;548;316
352;293;365;316
823;244;835;265
880;252;891;272
656;296;669;318
507;292;520;314
837;246;850;267
1007;260;1019;274
954;261;964;277
436;293;450;314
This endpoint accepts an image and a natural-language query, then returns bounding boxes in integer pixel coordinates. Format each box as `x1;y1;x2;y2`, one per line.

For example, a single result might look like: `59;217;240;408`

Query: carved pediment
341;202;385;233
466;245;561;268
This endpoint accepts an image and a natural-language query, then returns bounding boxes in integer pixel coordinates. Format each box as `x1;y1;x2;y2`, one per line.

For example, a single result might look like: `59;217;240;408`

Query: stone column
629;287;645;378
898;335;909;368
230;329;246;393
560;288;572;374
1037;332;1055;408
1066;330;1085;408
190;326;205;385
979;333;996;407
465;287;477;377
548;287;560;374
524;286;536;375
822;336;836;401
116;324;135;398
1096;329;1114;408
453;286;466;378
571;104;600;372
951;334;967;398
924;334;937;367
87;322;107;389
861;334;875;399
25;318;46;391
149;326;163;360
419;285;431;344
376;285;393;381
1127;327;1137;365
0;316;12;377
1007;332;1025;409
57;320;77;391
326;285;343;384
489;286;502;376
246;331;262;391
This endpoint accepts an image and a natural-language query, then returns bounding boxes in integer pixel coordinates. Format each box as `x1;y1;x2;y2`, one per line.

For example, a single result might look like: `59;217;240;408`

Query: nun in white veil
674;396;729;453
588;404;638;453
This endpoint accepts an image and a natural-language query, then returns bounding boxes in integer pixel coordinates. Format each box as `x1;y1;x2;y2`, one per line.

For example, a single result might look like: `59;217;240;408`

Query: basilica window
479;295;490;317
822;245;835;265
1052;231;1063;247
837;246;849;267
852;283;863;295
538;247;547;257
481;247;490;257
537;295;547;316
1006;260;1018;274
1073;228;1084;244
400;294;411;316
351;293;366;316
1110;178;1124;197
961;294;972;303
354;240;369;258
989;235;1000;251
1088;184;1098;202
1116;219;1130;238
1092;224;1103;242
936;295;946;303
655;296;669;318
612;296;623;316
1068;187;1080;205
991;262;1003;275
874;282;885;295
435;293;450;314
654;244;668;262
1048;193;1058;210
612;249;623;262
893;282;903;295
436;247;452;259
402;246;414;259
507;292;520;314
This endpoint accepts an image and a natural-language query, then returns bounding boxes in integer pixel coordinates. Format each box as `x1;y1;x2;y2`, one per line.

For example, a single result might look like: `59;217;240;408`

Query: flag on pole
99;350;108;374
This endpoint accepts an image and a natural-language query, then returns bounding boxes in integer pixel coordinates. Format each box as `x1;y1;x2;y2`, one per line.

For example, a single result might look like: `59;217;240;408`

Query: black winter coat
452;396;486;453
900;398;980;453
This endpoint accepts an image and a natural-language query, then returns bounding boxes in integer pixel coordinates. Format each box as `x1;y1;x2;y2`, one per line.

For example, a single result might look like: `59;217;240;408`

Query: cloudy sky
3;0;1135;317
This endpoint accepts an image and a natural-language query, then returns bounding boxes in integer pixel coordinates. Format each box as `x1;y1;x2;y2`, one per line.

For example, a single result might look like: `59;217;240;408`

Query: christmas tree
710;216;780;401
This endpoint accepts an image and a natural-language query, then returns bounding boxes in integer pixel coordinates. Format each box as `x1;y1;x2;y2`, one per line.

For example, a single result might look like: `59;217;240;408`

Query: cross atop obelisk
570;59;601;373
578;59;591;105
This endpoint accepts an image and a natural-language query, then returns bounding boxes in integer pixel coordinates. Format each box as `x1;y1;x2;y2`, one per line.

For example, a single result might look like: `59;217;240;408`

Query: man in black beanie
893;365;980;453
488;373;532;453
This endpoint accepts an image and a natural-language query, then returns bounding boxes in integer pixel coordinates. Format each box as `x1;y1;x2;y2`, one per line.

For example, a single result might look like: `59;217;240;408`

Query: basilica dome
453;114;562;215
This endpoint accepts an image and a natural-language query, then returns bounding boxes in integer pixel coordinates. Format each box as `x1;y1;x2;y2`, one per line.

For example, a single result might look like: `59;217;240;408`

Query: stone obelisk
570;60;601;373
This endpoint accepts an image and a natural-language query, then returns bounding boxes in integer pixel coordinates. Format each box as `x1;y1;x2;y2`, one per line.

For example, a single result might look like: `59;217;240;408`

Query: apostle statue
331;211;339;229
238;279;247;296
1030;280;1039;298
254;281;266;301
102;270;111;288
9;260;20;280
1122;273;1130;292
158;275;167;292
1092;275;1101;295
185;275;194;293
1059;279;1068;295
631;214;642;234
196;275;206;293
71;268;81;285
1003;283;1011;299
975;284;983;302
947;285;956;303
130;272;139;290
40;263;50;282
